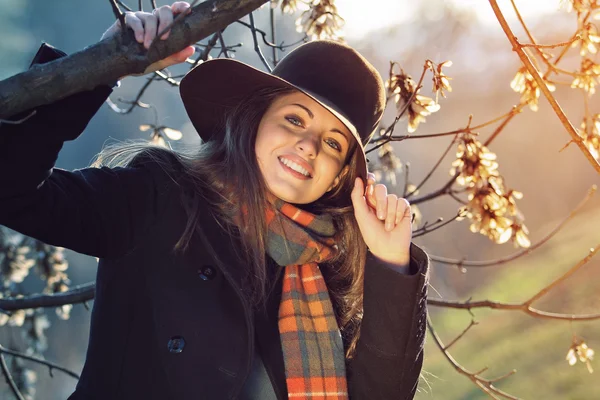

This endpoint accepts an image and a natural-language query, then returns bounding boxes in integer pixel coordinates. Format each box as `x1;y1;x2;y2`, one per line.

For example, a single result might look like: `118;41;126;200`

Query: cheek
319;158;344;185
255;122;274;160
256;122;287;153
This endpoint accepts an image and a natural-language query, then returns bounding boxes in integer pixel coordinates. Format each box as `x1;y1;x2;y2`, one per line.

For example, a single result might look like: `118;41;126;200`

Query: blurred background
1;0;600;398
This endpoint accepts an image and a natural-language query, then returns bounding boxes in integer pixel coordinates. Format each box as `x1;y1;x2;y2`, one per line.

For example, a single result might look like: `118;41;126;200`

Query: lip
278;154;314;177
279;158;311;180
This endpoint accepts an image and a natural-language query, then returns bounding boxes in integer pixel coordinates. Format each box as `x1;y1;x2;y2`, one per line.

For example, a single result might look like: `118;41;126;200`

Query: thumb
164;45;195;64
141;46;195;75
350;177;371;222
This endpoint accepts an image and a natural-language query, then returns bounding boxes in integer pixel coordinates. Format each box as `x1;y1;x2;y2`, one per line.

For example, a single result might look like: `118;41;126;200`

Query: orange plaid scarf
265;197;349;399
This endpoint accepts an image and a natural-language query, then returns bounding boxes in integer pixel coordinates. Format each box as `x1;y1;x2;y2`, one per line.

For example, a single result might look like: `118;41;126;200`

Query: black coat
0;43;430;400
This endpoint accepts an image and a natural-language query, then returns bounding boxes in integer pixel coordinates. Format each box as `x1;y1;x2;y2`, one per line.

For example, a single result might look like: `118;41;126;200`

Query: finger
163;45;195;64
141;46;195;75
385;194;398;232
154;5;173;40
135;12;158;49
366;182;376;210
367;172;376;186
373;184;388;220
124;13;144;43
396;198;412;225
351;178;372;224
171;1;192;14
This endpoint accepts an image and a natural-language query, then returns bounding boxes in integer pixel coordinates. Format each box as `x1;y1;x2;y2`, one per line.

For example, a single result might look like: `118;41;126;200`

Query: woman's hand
100;2;195;78
350;172;412;266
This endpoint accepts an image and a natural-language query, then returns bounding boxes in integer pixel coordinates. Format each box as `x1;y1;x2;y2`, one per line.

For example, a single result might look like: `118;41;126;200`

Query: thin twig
429;185;596;266
198;32;222;64
444;318;479;351
106;74;158;114
428;298;600;321
0;345;80;380
248;12;273;72
521;39;579;49
0;352;25;400
235;20;308;50
0;282;95;312
109;0;126;28
483;104;524;147
217;31;231;58
509;0;535;44
427;316;520;399
410;173;458;205
406;134;459;198
116;0;133;11
270;6;278;65
366;130;460;156
489;0;600;174
525;244;600;306
376;62;430;143
413;210;463;238
402;162;410;197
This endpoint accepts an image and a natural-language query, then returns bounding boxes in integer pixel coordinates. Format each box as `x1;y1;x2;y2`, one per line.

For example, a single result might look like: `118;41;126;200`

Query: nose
295;133;319;158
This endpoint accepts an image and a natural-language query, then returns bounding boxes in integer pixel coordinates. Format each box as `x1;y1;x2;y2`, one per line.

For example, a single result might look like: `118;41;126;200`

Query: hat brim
179;58;368;181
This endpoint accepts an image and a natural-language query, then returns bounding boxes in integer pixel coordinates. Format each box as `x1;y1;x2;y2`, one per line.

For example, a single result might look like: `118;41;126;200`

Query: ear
326;165;350;192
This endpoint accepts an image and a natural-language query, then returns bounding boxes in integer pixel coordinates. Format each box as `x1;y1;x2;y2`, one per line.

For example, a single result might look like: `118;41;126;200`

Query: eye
325;138;342;152
285;115;304;128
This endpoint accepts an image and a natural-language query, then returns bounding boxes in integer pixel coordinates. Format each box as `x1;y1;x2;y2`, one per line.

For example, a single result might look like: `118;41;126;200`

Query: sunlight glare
338;0;561;39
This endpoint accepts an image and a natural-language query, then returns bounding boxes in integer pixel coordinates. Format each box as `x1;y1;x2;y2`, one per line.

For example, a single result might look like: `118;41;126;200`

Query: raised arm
0;2;193;258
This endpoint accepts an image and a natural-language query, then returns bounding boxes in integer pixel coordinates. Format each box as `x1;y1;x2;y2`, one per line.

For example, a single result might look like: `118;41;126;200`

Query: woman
0;2;429;399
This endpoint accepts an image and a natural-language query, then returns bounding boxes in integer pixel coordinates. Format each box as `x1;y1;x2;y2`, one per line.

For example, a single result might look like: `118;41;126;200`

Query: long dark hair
92;86;368;358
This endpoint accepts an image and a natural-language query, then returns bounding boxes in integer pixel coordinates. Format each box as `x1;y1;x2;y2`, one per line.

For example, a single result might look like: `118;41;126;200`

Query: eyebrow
290;103;350;143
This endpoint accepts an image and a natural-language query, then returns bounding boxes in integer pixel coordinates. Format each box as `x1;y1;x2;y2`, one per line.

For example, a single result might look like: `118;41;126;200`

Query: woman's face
255;91;354;204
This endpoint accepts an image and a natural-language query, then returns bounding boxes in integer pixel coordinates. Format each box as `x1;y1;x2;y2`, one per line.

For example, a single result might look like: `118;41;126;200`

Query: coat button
168;336;185;353
198;265;216;281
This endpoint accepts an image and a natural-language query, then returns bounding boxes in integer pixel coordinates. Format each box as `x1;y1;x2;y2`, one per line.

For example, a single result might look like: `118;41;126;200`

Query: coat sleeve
0;43;178;259
347;242;429;400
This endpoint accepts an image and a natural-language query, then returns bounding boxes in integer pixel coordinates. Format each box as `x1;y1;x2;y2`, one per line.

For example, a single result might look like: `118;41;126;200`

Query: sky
337;0;562;39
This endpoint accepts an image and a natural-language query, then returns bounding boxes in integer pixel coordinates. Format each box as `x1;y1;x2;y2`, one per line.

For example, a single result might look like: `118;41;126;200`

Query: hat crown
272;40;386;145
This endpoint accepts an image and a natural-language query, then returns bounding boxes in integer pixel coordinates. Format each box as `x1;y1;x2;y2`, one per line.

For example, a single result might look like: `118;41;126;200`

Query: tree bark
0;0;269;119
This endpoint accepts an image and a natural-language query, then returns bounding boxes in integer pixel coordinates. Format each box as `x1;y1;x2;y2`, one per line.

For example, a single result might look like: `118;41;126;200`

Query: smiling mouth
278;157;312;179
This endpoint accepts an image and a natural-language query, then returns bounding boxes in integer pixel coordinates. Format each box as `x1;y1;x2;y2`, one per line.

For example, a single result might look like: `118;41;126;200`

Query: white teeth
279;157;310;177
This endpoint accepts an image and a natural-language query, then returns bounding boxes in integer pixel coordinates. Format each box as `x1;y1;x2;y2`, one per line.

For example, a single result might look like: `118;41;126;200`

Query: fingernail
378;209;384;219
385;221;392;231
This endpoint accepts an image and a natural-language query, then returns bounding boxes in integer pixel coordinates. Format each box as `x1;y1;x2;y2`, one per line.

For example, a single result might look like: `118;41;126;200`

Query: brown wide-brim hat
180;40;386;181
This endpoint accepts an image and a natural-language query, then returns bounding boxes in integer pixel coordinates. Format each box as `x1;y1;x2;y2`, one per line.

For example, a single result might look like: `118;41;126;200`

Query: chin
268;187;309;205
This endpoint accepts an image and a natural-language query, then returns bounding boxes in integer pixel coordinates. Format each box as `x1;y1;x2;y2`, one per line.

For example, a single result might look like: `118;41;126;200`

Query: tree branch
0;0;270;119
427;315;519;399
488;0;600;174
428;298;600;322
0;352;25;400
0;282;95;312
428;185;596;267
0;345;80;380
